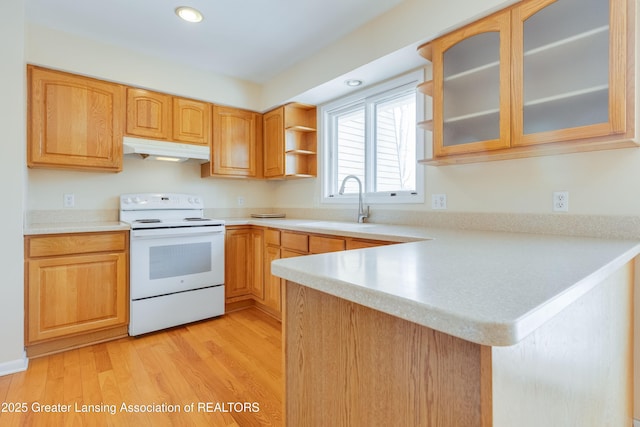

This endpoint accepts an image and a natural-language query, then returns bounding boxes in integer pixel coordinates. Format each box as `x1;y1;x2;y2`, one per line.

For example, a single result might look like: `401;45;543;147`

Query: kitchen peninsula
271;224;640;427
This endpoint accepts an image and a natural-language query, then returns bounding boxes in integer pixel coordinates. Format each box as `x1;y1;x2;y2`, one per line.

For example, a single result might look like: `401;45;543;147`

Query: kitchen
2;0;640;425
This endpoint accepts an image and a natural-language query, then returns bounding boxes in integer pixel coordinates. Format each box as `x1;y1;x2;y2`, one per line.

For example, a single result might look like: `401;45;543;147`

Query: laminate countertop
259;219;640;347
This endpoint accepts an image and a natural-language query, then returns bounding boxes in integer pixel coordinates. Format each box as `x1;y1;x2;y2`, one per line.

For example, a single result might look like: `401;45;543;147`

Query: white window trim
320;69;425;205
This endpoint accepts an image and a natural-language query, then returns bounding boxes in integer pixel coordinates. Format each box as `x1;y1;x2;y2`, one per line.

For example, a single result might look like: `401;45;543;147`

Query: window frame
321;69;425;205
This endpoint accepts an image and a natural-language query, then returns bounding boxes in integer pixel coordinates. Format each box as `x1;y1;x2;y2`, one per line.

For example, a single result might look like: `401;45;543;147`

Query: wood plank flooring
0;307;283;427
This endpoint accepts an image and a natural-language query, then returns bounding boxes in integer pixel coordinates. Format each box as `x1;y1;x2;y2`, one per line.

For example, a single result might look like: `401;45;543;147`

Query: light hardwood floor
0;308;283;427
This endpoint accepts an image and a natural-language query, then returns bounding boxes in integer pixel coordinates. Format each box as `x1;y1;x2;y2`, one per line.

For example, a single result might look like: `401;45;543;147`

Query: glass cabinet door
432;12;511;156
512;0;627;146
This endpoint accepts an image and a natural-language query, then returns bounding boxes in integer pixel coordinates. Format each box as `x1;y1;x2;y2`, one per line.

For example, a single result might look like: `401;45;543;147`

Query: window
322;70;424;204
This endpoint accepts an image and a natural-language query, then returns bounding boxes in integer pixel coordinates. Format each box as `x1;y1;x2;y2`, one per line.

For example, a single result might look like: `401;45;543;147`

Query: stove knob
193;197;201;205
122;197;133;204
133;197;142;204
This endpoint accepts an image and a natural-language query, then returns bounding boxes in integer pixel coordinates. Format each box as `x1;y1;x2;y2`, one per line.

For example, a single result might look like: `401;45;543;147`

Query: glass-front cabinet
432;12;511;156
419;0;633;164
512;0;626;146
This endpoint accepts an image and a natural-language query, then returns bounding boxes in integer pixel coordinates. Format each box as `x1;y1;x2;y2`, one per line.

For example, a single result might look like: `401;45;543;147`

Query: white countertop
25;221;130;235
267;220;640;347
24;216;640;347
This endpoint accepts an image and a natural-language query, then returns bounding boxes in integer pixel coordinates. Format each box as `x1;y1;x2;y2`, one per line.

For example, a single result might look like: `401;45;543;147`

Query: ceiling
26;0;407;84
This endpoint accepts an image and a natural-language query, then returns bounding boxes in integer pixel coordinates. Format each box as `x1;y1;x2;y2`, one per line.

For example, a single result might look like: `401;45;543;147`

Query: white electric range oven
120;193;225;336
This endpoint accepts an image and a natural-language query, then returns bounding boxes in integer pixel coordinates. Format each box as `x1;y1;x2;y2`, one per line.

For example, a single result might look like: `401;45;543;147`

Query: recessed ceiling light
345;79;363;87
175;6;204;23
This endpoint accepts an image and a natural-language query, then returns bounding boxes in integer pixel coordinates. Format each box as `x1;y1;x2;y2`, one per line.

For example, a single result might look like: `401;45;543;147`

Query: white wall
27;158;275;212
27;24;263;111
0;0;27;372
272;147;640;216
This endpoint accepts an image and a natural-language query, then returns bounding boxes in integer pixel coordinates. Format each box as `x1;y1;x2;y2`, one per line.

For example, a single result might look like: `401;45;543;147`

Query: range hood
123;137;210;163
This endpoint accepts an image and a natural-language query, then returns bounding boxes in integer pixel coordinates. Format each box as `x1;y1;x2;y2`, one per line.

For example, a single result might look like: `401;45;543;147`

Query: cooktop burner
135;219;162;223
184;217;212;221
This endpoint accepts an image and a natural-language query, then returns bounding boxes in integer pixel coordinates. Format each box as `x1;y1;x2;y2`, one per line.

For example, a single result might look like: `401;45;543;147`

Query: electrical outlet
431;194;447;210
553;191;569;212
63;193;75;208
237;196;245;207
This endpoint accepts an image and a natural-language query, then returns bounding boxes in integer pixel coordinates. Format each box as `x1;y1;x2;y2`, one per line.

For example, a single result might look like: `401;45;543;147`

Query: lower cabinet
25;231;129;357
224;226;264;310
225;225;395;320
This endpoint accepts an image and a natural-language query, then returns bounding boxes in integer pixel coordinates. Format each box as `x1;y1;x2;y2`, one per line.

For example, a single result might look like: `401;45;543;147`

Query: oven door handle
131;226;225;239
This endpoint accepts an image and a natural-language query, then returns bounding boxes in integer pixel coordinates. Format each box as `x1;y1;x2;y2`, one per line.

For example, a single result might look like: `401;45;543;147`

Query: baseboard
0;351;28;377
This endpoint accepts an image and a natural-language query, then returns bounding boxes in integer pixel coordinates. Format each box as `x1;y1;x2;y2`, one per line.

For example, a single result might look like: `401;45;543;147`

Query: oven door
129;226;225;300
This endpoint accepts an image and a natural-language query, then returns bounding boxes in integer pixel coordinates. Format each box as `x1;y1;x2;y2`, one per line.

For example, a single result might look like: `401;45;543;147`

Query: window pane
336;108;365;194
375;93;416;192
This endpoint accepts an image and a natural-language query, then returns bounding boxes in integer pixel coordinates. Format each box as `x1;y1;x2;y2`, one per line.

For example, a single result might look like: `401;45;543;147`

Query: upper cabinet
419;0;635;165
27;65;125;172
263;103;317;179
204;105;262;178
126;88;211;146
431;12;512;156
173;97;212;146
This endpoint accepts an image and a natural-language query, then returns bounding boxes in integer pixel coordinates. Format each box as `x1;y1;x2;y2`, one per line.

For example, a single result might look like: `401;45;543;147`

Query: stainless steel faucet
338;175;370;223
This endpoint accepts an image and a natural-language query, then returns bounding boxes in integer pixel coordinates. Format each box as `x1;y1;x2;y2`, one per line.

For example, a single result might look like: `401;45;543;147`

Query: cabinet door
250;229;264;300
432;11;511;156
173;97;211;145
212;106;260;177
263;245;282;314
263;107;285;178
27;66;124;171
126;88;172;139
511;0;627;146
27;252;128;343
225;228;253;298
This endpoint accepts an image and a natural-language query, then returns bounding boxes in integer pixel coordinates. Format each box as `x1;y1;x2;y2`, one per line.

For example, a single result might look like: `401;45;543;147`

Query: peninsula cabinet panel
173;97;211;146
25;231;129;357
27;65;124;172
210;106;261;177
126;88;172;140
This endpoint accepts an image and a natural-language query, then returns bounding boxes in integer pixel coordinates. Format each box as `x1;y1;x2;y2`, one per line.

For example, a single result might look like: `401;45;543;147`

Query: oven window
149;242;212;279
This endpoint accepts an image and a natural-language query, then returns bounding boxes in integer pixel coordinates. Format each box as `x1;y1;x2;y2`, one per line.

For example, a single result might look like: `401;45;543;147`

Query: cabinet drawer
27;232;127;258
346;238;393;250
309;235;345;254
265;229;281;246
281;249;307;259
281;231;308;253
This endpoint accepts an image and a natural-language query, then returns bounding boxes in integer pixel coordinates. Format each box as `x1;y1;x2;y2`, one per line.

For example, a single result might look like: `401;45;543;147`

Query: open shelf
417;43;433;62
286;125;316;132
417;80;433;96
417;120;434;131
285;149;316;155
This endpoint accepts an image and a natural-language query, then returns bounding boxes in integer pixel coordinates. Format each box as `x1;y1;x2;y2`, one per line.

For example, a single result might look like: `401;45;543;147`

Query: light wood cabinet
173;97;211;145
224;227;264;309
25;231;129;357
263;229;282;318
126;88;212;145
126;88;172;140
204;106;262;177
27;65;124;172
263;103;317;178
225;226;396;319
309;235;346;254
419;0;636;164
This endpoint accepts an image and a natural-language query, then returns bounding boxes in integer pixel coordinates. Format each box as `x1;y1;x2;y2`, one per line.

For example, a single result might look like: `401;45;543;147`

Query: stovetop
119;193;225;229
